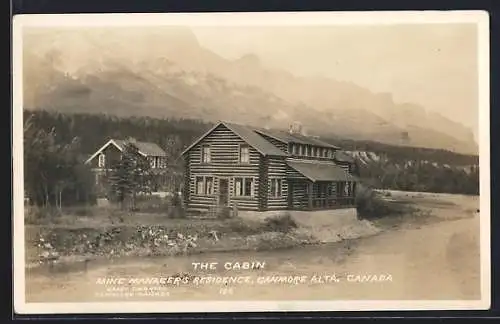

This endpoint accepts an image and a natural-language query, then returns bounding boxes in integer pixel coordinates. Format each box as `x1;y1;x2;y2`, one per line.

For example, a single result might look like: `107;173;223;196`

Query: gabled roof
287;160;358;182
181;121;287;157
254;128;340;149
85;138;166;164
112;139;166;157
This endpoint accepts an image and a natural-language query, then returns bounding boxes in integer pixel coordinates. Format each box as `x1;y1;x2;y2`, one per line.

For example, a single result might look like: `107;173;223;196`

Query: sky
191;24;479;141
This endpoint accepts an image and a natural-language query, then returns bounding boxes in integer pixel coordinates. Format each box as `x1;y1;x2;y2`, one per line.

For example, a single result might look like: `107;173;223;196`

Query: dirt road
24;193;481;302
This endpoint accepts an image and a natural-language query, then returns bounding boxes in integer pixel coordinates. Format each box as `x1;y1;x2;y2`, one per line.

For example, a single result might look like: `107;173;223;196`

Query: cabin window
323;148;328;158
316;147;321;157
327;183;334;196
201;145;211;163
150;157;157;168
98;153;106;168
338;182;352;197
269;179;282;197
235;178;242;196
195;176;215;195
345;182;352;196
159;157;165;168
239;145;250;163
196;177;204;194
328;149;333;158
205;177;214;195
244;178;253;196
234;177;254;197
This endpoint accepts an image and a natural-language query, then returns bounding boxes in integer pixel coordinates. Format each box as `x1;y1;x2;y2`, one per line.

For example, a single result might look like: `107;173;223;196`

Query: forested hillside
23;110;211;166
23;110;479;198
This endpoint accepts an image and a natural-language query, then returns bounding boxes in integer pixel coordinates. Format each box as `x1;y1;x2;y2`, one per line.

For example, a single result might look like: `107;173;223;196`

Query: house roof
287;160;358;182
254;128;340;149
112;139;166;157
181;121;287;157
224;122;287;156
85;138;166;164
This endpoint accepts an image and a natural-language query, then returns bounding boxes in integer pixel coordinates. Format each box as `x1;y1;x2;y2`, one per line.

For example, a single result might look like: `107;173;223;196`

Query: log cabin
181;121;358;213
85;138;170;194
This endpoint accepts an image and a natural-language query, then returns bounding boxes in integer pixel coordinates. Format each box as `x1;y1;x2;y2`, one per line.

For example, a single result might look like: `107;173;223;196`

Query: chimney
127;137;137;144
289;121;304;135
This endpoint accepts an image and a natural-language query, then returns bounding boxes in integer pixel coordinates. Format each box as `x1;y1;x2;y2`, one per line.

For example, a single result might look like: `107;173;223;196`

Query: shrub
66;206;95;217
24;207;39;224
224;218;262;235
25;206;62;224
254;232;294;251
135;196;170;213
217;206;232;220
262;212;297;233
355;186;407;219
107;208;126;224
168;193;186;218
168;205;186;219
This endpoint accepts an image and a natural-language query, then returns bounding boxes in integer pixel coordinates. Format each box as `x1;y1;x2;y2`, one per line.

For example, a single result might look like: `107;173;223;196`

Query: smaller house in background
85;137;169;195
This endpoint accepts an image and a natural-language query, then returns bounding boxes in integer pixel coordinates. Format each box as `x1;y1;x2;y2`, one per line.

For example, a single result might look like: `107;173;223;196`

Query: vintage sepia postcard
12;11;490;314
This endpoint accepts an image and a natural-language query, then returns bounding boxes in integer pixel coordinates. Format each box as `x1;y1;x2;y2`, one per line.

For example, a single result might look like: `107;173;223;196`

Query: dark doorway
218;178;229;206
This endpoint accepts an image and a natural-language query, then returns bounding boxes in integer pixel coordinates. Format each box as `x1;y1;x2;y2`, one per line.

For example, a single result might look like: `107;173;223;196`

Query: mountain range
22;27;478;155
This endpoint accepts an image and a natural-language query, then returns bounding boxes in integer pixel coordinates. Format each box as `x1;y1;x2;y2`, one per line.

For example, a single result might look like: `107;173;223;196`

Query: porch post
336;181;340;206
308;181;313;210
352;181;357;205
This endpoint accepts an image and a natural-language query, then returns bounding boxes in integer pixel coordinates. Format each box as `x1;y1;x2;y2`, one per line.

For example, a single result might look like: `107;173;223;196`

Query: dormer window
201;145;211;163
239;145;250;163
98;153;106;168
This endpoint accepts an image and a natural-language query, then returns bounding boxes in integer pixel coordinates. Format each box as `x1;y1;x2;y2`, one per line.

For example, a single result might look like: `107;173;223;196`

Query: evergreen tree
108;142;153;210
23;116;95;207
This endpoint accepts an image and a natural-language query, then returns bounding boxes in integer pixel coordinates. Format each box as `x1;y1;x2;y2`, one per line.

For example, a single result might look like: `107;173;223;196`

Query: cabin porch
288;180;356;210
286;159;358;211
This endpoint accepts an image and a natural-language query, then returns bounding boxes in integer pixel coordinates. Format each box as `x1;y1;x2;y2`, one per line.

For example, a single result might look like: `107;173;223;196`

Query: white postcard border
12;10;491;314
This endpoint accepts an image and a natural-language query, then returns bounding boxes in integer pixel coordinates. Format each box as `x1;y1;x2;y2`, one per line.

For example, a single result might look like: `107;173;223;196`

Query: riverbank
25;191;477;271
26;208;382;270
